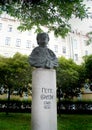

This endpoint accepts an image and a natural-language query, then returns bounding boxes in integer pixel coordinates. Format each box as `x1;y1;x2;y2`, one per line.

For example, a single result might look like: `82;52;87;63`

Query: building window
62;46;66;54
89;14;92;19
54;45;58;53
0;23;2;30
5;37;11;46
4;53;9;57
85;50;88;55
32;44;35;49
28;31;32;36
8;25;13;32
16;39;21;47
74;54;78;61
61;38;66;43
84;40;87;46
26;40;31;48
73;39;77;49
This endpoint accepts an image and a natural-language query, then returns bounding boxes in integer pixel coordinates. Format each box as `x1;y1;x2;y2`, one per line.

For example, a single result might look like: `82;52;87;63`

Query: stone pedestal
32;68;57;130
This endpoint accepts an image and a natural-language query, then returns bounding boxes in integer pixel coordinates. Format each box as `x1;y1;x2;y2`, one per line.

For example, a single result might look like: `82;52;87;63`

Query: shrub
0;99;32;113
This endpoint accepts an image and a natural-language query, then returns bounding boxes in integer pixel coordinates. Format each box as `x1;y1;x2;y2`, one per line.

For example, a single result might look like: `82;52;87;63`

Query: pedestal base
32;68;57;130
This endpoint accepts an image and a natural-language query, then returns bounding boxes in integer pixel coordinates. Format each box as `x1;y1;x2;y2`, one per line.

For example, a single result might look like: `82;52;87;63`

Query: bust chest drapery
29;46;58;69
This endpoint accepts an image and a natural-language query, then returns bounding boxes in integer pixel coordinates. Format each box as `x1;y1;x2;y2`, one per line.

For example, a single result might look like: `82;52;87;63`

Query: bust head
36;32;49;47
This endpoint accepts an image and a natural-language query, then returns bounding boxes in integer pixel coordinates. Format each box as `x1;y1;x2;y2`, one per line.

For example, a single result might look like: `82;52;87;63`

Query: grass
0;113;31;130
58;115;92;130
0;113;92;130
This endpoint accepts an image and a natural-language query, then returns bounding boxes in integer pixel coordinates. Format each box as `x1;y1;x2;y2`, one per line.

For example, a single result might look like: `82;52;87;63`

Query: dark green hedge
0;99;32;113
57;100;92;114
0;99;92;114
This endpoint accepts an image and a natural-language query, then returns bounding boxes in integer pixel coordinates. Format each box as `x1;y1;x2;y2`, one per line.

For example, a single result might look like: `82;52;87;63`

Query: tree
0;0;88;37
0;53;32;94
0;53;32;113
10;53;32;96
56;57;82;100
84;55;92;80
84;55;92;91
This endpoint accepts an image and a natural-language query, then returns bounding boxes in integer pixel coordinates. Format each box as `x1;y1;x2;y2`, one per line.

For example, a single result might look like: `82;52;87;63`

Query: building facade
0;13;92;65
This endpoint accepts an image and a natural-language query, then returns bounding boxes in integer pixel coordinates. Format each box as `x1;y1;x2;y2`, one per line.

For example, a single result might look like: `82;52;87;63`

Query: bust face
37;33;49;47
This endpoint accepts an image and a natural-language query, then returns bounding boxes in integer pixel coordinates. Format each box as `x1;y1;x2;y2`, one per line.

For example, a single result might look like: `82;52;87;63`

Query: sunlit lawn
0;113;92;130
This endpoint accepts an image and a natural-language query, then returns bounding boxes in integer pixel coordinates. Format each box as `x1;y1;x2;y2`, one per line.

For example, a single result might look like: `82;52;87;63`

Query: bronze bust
29;32;58;69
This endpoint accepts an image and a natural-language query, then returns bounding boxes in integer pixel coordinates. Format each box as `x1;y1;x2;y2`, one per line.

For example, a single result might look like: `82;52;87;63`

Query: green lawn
0;113;92;130
58;114;92;130
0;113;30;130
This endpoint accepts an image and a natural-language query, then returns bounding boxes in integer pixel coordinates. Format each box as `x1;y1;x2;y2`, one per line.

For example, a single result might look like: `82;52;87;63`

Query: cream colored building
0;0;92;64
81;87;92;100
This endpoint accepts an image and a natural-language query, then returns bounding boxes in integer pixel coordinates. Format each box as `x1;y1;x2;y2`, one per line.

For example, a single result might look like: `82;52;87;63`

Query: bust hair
36;32;49;42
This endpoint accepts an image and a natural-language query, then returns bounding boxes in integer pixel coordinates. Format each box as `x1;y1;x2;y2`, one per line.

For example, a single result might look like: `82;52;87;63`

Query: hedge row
0;99;32;113
57;100;92;114
0;99;92;114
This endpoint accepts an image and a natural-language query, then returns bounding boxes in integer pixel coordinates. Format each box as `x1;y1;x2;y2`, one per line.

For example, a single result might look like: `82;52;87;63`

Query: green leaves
56;57;81;99
84;54;92;79
0;0;88;37
0;53;32;91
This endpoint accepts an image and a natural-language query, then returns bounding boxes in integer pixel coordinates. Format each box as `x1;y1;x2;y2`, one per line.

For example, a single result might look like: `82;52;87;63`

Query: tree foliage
83;55;92;91
0;53;32;96
56;57;83;99
84;55;92;80
0;0;88;37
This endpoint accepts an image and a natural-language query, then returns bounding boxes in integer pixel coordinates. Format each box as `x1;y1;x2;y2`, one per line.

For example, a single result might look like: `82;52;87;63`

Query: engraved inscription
40;88;54;109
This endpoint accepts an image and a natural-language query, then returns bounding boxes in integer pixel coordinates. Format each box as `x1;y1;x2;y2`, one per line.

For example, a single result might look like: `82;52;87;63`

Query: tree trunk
6;86;11;115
